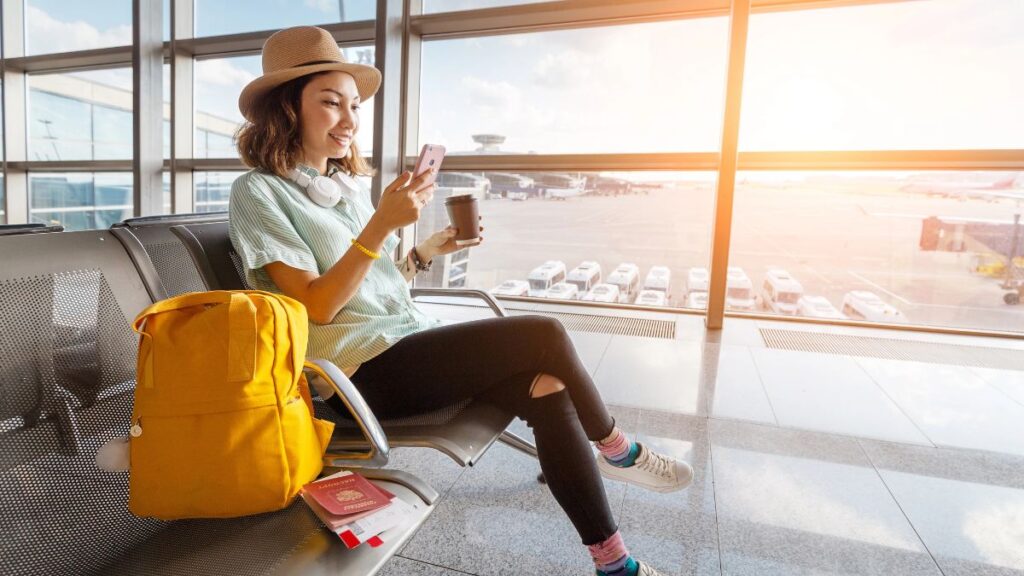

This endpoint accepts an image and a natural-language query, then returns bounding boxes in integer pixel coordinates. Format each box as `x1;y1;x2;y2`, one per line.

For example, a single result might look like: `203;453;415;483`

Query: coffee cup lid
445;194;476;204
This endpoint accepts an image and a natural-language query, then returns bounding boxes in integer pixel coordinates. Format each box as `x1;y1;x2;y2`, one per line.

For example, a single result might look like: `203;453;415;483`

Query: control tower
472;134;505;153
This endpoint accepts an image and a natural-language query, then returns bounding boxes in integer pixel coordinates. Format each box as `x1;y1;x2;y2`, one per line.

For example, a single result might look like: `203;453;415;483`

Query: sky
20;0;1024;155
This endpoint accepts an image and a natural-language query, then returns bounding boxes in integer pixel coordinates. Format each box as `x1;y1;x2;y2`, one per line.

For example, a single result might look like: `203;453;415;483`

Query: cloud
532;49;593;89
196;59;258;89
303;0;335;14
26;6;131;54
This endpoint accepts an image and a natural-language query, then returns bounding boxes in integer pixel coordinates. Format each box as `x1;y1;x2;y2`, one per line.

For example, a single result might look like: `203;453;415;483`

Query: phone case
412;144;446;186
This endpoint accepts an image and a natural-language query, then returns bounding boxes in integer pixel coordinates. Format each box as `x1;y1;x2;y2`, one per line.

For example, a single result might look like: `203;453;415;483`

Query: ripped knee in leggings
529;373;566;398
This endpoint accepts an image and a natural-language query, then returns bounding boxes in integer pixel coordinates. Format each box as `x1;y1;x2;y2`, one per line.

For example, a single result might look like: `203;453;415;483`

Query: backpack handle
133;291;257;384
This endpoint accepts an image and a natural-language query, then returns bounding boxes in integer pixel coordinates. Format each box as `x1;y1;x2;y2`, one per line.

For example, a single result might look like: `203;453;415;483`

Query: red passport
303;471;391;517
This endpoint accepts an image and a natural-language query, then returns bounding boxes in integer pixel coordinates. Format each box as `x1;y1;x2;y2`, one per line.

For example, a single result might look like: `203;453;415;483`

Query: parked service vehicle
527;260;567;297
797;295;846;319
636;289;667;307
726;267;756;311
566;261;603;294
582;283;621;303
687;267;710;294
685;291;709;309
642;266;672;299
607;263;641;304
490;279;530;297
544;282;580;300
761;269;804;315
841;290;907;323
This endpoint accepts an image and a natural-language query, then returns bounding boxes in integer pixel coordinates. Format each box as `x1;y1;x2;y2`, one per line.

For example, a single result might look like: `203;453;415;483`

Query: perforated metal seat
171;221;540;467
0;229;438;576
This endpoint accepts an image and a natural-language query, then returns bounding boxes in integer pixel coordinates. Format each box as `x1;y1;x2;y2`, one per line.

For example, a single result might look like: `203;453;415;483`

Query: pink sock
596;427;630;461
588;530;630;572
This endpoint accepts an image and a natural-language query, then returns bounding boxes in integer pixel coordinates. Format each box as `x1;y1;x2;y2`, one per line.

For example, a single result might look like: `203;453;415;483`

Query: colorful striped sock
589;531;639;576
596;427;640;468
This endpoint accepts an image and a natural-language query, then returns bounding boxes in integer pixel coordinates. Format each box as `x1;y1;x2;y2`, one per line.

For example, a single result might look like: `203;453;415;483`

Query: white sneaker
596;443;693;493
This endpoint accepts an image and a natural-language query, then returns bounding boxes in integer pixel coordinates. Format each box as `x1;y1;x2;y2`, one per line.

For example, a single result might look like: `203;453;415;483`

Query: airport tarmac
426;179;1024;334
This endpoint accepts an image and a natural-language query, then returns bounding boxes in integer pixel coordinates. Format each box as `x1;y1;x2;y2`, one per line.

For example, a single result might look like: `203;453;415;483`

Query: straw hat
238;26;381;122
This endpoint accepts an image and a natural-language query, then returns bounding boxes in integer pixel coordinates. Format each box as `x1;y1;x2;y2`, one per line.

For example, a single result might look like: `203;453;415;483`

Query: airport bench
0;228;437;576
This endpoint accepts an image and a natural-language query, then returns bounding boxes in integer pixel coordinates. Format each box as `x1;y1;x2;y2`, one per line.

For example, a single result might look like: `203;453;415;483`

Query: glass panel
414;170;716;308
194;0;375;37
424;0;549;12
26;0;132;55
419;19;728;155
29;172;133;231
741;0;1024;151
729;171;1024;333
29;69;133;161
194;171;244;213
195;48;376;158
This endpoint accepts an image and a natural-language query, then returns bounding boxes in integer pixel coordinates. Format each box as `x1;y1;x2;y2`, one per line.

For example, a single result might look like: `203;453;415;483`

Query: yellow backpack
128;290;335;519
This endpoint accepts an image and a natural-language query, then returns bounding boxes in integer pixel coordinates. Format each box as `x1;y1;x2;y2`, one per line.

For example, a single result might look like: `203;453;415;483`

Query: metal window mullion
2;0;27;224
707;0;751;331
399;0;424;265
133;0;163;217
171;0;194;214
371;0;406;211
412;0;918;39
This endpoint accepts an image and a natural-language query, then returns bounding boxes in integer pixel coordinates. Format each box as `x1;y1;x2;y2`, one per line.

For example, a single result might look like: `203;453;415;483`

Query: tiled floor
378;302;1024;576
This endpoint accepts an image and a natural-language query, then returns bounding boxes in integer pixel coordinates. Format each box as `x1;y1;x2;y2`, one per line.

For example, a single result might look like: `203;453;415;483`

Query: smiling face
298;71;360;174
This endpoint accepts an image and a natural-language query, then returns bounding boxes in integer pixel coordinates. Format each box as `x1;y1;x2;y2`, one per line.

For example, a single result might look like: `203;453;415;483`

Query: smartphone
412;144;446;187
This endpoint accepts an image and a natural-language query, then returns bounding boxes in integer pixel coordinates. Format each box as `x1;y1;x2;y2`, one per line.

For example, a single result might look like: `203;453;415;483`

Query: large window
740;0;1024;151
418;18;728;155
28;69;133;161
729;171;1024;332
29;172;133;231
415;170;716;307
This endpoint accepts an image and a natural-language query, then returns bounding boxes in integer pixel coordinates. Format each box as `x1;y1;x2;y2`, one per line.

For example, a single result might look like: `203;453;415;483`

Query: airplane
899;172;1024;202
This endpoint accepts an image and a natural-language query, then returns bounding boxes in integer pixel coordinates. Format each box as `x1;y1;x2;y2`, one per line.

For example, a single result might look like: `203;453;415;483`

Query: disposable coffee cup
444;194;481;246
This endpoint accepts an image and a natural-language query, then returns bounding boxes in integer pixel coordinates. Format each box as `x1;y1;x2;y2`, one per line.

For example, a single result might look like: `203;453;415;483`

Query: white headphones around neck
288;164;359;208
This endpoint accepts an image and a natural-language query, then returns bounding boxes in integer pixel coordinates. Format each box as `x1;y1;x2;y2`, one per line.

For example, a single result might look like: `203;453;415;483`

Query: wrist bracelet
410;247;432;272
350;238;381;260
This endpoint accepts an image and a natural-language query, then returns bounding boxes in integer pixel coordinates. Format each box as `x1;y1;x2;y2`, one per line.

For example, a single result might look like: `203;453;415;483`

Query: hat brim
238;62;382;122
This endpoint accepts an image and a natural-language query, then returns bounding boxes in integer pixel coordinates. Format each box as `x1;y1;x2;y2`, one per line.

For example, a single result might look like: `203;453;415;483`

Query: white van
841;291;907;323
685;291;708;310
636;289;667;307
527;260;567;297
761;269;804;315
726;267;756;311
566;261;603;294
490;279;530;297
798;295;846;319
544;282;580;300
687;267;709;294
642;266;672;299
606;263;641;304
582;283;620;303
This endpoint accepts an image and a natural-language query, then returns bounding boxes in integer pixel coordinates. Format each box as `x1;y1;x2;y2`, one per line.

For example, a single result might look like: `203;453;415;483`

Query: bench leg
498;431;546;484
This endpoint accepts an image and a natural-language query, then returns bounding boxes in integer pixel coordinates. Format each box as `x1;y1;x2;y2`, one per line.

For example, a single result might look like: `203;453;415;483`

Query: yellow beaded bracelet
350;238;381;260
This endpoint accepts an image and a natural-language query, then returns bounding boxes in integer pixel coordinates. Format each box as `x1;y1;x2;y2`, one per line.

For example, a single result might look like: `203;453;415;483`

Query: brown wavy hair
235;72;374;178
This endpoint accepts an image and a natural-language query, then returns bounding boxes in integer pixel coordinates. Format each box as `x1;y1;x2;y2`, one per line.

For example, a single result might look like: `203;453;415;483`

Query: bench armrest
409;288;508;318
303;359;390;469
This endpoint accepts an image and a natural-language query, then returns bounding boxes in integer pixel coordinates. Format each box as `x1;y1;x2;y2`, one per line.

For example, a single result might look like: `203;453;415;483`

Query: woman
229;26;692;576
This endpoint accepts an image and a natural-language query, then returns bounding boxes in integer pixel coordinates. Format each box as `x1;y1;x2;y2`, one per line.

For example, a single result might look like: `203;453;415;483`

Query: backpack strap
133;291;257;385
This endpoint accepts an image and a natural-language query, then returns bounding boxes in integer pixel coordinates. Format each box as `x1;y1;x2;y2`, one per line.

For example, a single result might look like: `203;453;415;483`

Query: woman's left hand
418;219;484;260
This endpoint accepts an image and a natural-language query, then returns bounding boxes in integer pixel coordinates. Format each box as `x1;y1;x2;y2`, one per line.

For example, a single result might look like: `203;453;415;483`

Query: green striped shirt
228;168;441;373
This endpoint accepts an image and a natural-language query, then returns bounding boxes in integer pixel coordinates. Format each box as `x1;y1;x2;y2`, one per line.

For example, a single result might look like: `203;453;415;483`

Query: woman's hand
417;218;485;261
369;170;435;233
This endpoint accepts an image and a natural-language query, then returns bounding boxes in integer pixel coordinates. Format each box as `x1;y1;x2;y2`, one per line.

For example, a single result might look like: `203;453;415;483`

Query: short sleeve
228;173;318;289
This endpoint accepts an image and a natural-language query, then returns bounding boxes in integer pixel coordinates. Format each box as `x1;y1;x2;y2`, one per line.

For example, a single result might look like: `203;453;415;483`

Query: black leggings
328;315;618;545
